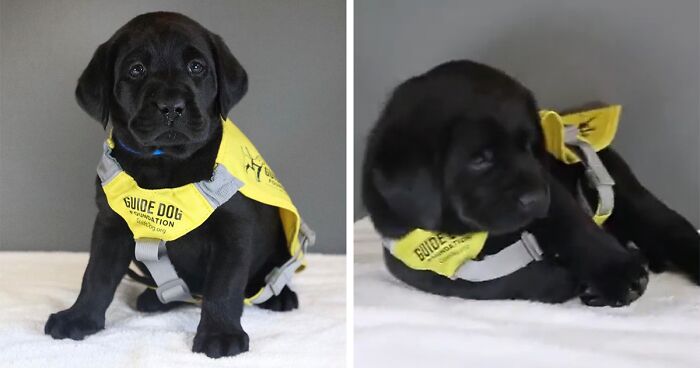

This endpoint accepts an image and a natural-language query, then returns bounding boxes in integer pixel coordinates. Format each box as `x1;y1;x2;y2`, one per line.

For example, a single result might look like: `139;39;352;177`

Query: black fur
45;12;295;358
362;60;700;307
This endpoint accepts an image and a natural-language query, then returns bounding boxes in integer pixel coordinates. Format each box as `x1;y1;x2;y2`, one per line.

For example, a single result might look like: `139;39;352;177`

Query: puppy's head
364;60;549;236
76;12;248;159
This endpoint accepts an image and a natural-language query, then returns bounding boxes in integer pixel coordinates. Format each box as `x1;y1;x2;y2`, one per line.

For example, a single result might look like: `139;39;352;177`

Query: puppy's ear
75;41;113;128
372;156;442;229
208;33;248;118
363;77;443;231
363;115;442;229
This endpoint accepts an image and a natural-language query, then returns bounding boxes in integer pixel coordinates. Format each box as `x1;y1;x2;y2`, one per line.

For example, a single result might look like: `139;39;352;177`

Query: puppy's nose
156;98;185;119
517;189;549;217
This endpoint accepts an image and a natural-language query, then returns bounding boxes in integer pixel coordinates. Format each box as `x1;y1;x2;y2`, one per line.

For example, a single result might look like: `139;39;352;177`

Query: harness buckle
520;231;544;261
252;222;313;304
156;278;192;304
299;221;317;252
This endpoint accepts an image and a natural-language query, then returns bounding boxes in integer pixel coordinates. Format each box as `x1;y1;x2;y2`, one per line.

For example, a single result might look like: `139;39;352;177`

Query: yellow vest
540;105;620;165
387;105;620;278
98;118;309;303
540;105;619;225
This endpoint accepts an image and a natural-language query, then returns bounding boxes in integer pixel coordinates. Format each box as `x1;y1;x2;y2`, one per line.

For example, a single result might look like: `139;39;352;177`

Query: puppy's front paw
257;286;299;312
581;249;648;307
527;262;581;304
44;310;104;340
192;330;249;358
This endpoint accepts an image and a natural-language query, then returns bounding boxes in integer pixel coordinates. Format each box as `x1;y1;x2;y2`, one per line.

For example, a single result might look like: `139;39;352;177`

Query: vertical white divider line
345;0;355;367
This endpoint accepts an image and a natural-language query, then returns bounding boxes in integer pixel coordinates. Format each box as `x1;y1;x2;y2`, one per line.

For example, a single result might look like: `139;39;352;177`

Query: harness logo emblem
578;117;596;136
413;233;475;262
241;145;284;189
242;146;265;182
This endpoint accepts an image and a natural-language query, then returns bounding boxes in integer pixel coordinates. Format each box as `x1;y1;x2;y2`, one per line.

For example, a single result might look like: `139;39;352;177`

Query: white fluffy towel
0;252;346;368
354;217;700;368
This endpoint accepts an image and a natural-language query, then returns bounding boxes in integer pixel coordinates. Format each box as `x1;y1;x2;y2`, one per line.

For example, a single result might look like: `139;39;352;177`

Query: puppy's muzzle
155;97;185;127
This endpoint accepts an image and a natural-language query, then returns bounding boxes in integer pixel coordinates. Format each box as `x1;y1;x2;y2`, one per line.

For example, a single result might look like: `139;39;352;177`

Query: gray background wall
0;0;346;253
354;0;700;229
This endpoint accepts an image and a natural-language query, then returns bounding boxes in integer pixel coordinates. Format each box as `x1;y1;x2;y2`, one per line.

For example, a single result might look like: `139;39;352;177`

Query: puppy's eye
128;63;146;79
469;149;494;170
187;60;205;75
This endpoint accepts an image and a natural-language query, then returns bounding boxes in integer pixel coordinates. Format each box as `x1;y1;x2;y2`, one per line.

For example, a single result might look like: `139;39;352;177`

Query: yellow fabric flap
217;119;304;257
539;105;621;164
102;175;215;241
391;230;488;278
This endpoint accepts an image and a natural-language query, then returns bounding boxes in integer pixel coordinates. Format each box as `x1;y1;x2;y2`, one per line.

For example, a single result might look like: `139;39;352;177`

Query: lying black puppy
44;12;310;358
362;60;699;307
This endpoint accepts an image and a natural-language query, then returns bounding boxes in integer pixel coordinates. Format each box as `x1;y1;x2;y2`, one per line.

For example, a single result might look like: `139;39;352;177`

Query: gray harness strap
194;164;244;207
134;238;193;303
382;231;543;282
452;232;543;281
133;217;314;306
564;126;615;218
249;221;316;304
96;142;122;185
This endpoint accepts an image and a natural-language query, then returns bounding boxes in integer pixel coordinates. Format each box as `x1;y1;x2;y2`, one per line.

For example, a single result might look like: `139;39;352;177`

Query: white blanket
0;252;345;368
354;217;700;368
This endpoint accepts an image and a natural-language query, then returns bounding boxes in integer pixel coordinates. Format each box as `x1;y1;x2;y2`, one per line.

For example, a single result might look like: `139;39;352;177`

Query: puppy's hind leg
128;266;190;312
256;286;299;312
600;149;700;284
135;288;189;313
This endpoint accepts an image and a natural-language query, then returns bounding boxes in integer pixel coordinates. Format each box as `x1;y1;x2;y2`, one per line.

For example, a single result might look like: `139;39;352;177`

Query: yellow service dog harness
97;118;316;304
383;105;620;281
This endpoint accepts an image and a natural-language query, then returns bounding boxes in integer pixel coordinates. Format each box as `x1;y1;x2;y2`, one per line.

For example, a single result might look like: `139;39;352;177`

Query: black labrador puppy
44;12;297;358
363;60;700;307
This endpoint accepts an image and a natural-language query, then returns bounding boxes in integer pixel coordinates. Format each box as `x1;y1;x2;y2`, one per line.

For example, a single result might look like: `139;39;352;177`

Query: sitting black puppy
362;60;700;307
44;12;311;358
